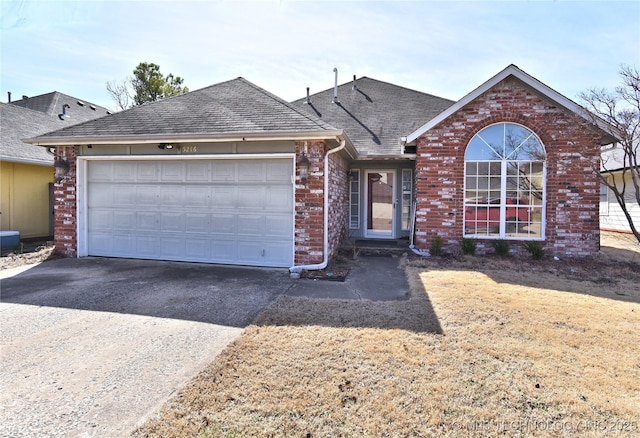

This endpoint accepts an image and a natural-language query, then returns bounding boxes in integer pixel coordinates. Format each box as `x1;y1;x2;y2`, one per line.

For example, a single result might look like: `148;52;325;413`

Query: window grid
401;169;412;231
464;123;546;240
349;170;360;229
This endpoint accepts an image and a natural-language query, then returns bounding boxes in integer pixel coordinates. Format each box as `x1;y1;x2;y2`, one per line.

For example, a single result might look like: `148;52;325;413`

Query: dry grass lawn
134;238;640;437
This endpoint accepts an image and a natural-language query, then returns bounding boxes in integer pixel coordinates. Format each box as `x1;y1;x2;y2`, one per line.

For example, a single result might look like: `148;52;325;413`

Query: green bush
430;235;443;256
524;241;545;260
492;239;510;257
461;238;477;255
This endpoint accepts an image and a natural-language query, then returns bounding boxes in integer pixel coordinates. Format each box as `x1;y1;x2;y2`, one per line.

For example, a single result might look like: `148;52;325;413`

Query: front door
365;170;395;238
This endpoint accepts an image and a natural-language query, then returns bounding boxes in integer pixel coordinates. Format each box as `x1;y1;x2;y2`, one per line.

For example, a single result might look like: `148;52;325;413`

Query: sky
1;0;639;113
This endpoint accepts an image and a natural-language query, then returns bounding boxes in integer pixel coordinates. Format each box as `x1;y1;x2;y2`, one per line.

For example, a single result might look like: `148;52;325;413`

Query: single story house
26;65;617;271
1;92;110;239
599;143;640;235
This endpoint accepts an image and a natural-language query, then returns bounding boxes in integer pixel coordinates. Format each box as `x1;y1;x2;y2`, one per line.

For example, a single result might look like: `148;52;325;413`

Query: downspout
290;139;347;276
408;201;430;256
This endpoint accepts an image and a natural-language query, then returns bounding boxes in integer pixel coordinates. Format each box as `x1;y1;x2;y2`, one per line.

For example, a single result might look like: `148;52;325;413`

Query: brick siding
293;140;350;266
414;77;602;257
53;146;79;257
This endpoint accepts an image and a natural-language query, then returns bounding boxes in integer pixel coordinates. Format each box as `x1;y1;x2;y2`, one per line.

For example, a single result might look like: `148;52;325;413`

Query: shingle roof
0;103;62;165
29;78;340;143
9;91;111;124
291;77;455;156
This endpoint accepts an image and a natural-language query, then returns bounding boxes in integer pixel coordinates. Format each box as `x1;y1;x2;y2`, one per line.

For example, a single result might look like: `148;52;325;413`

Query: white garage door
86;158;294;267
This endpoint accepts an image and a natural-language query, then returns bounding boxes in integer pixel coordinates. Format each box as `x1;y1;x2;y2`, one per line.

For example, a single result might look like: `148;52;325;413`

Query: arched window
464;123;546;239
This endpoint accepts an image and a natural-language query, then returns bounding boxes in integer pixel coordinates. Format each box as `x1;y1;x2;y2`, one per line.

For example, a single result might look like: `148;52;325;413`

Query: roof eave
24;129;350;146
405;64;622;145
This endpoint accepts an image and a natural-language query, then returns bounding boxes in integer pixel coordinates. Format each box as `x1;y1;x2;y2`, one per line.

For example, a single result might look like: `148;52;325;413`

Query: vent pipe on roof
306;87;311;104
58;103;71;120
22;95;28;100
332;67;339;103
7;92;11;103
352;75;358;91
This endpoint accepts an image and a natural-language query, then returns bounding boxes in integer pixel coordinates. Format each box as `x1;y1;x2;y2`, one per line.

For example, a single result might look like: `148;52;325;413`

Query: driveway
0;257;291;437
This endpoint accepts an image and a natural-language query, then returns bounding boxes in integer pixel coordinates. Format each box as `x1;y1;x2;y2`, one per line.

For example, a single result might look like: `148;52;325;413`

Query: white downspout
290;139;346;276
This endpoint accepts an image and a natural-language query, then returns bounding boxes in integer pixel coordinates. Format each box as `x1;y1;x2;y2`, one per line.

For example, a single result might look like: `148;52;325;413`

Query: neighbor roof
27;78;350;146
291;77;455;157
0;103;62;165
10;91;111;124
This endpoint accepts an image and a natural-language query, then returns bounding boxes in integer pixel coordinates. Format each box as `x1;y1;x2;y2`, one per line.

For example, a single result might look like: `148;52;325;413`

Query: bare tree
106;77;132;111
579;65;640;243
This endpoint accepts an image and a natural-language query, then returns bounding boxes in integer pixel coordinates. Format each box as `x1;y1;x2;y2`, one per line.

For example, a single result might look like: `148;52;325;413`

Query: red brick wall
414;77;602;257
53;146;79;257
327;151;349;258
294;141;326;265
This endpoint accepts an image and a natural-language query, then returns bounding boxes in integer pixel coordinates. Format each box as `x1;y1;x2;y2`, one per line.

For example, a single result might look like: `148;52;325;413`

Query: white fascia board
0;155;53;166
24;129;349;146
405;64;621;144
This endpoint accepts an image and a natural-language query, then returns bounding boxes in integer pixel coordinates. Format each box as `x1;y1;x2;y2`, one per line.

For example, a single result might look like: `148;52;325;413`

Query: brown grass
133;245;640;437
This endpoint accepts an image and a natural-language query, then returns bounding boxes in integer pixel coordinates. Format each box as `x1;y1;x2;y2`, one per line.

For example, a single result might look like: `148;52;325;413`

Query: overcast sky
1;0;638;112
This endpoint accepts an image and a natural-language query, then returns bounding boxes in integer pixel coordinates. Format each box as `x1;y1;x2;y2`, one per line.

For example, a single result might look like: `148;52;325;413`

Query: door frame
364;169;396;239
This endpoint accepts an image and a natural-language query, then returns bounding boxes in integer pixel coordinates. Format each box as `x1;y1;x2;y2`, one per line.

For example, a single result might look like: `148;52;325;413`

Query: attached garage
79;156;294;267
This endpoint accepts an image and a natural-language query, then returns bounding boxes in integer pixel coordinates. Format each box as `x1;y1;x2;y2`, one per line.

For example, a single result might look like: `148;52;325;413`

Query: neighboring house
599;143;640;234
26;65;617;270
1;93;110;239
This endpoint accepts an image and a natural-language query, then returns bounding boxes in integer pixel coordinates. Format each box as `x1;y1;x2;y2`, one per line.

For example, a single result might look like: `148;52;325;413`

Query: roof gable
406;64;619;144
27;78;342;145
292;77;454;157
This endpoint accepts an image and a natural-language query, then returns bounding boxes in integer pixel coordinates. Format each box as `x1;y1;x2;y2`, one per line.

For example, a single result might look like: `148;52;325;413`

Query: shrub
492;239;510;257
524;241;545;260
461;238;477;256
430;235;443;256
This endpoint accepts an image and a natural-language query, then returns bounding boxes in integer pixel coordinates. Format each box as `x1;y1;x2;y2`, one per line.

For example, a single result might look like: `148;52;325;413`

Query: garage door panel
267;160;292;181
237;187;264;209
266;186;293;211
185;187;211;208
136;186;159;205
265;215;293;237
211;214;236;234
186;162;210;182
238;161;265;182
87;158;293;267
211;187;236;208
137;163;159;181
136;212;159;231
237;215;263;236
160;237;186;258
88;183;113;208
136;236;159;256
161;186;185;207
160;212;184;232
160;162;185;181
185;213;210;233
113;211;135;230
211;161;235;181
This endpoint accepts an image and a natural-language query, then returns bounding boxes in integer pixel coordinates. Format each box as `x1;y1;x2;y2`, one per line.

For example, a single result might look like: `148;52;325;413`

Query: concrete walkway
284;254;409;301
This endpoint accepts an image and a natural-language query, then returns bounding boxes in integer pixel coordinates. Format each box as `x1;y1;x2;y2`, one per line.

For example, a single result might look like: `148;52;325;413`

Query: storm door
365;170;396;238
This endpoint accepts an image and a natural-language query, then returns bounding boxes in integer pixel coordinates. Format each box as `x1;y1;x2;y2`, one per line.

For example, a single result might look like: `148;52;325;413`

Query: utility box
0;231;20;250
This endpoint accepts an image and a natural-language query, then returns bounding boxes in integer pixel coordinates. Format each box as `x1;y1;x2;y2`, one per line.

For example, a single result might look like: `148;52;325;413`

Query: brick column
294;140;325;265
53;145;78;257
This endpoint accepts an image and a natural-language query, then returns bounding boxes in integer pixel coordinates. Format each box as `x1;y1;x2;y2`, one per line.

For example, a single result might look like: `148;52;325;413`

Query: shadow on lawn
409;254;640;305
254;280;444;334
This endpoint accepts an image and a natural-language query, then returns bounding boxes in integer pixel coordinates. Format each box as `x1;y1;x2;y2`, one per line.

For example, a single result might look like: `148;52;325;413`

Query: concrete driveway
0;257;291;437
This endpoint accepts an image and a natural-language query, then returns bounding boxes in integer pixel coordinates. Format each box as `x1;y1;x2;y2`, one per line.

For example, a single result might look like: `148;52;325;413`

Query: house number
182;145;197;153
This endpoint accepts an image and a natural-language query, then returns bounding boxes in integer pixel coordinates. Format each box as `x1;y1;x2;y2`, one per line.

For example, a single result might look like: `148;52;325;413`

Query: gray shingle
10;91;111;124
31;78;338;142
291;77;455;156
0;103;61;164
